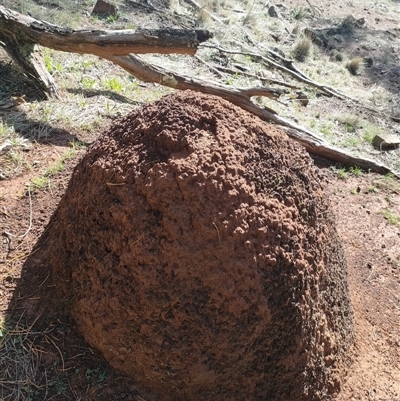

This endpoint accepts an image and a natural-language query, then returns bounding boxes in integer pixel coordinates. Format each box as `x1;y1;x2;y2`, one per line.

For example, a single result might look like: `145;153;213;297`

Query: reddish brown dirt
0;94;399;401
27;92;353;401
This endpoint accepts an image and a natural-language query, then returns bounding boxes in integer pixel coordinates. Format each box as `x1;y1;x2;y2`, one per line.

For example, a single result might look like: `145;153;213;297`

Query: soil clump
44;91;353;401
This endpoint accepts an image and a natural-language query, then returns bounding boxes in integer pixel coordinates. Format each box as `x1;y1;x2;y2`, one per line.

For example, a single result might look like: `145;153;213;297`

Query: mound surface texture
48;91;353;401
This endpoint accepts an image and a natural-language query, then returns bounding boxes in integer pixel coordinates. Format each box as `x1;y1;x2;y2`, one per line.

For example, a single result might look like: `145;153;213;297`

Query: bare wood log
0;5;211;97
283;128;398;177
0;6;212;57
109;54;280;115
0;7;397;175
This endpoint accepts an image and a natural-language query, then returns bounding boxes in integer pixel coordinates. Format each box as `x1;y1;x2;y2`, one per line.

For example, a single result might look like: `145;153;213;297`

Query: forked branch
0;6;397;176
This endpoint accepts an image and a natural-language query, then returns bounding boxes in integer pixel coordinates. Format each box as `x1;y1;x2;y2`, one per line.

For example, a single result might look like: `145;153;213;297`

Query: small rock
372;133;400;150
364;57;373;67
91;0;118;16
268;5;279;18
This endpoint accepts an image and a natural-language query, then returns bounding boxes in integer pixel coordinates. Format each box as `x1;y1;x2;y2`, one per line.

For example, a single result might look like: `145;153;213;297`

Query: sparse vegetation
346;56;364;75
362;123;381;144
292;6;309;20
105;77;124;93
338;113;362;132
342;135;361;148
335;166;349;180
349;166;363;177
330;50;345;62
293;36;312;61
382;207;400;227
333;165;365;179
367;185;379;193
1;0;400;400
26;148;77;192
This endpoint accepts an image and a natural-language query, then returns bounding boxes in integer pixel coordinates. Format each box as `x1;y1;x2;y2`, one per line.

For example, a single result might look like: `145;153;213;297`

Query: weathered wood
0;5;211;97
0;6;212;57
0;6;397;176
105;54;399;176
283;128;398;176
109;54;281;115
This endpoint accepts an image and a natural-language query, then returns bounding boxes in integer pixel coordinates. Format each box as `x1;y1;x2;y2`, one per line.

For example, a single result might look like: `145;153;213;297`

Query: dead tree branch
0;6;397;176
201;44;345;99
0;5;211;98
105;54;399;176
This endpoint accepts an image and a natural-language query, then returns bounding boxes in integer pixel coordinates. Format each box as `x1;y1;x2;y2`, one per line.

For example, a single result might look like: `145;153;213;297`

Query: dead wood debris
0;5;398;176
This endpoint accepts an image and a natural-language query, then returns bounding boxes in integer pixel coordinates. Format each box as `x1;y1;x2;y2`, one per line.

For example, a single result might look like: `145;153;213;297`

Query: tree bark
0;6;211;56
0;5;211;98
0;6;397;176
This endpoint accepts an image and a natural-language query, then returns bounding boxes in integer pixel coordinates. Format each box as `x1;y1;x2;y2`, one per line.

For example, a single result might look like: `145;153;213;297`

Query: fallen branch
282;128;398;177
0;6;397;176
213;29;400;122
194;55;226;78
0;5;211;97
214;65;301;89
106;54;399;176
110;54;280;115
201;43;345;99
0;6;211;56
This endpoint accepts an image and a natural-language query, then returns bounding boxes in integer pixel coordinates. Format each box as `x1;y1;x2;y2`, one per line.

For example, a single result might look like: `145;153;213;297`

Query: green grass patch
338;113;362;133
105;77;124;93
362;123;381;144
332;165;364;179
27;148;77;192
349;166;363;177
382;208;400;227
342;136;361;148
335;167;349;180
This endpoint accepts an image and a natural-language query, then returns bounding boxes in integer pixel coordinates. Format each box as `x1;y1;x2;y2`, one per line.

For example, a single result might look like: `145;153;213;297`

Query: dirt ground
0;0;400;400
1;109;399;401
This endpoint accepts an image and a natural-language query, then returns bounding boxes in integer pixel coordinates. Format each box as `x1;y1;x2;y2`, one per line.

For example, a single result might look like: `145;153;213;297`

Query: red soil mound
46;91;353;400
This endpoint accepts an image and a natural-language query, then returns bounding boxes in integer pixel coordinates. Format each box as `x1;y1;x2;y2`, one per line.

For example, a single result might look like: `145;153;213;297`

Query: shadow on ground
1;198;139;401
313;19;400;98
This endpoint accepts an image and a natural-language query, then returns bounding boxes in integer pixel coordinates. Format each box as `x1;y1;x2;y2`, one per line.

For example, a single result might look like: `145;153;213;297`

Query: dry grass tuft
293;36;312;62
346;56;364;75
330;50;345;62
0;317;43;400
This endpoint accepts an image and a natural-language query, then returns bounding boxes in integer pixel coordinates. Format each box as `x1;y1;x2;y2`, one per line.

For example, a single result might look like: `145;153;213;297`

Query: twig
4;248;40;269
194;55;226;78
212;222;222;245
45;334;65;372
183;0;226;24
305;0;322;16
214;65;300;89
201;43;345;99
